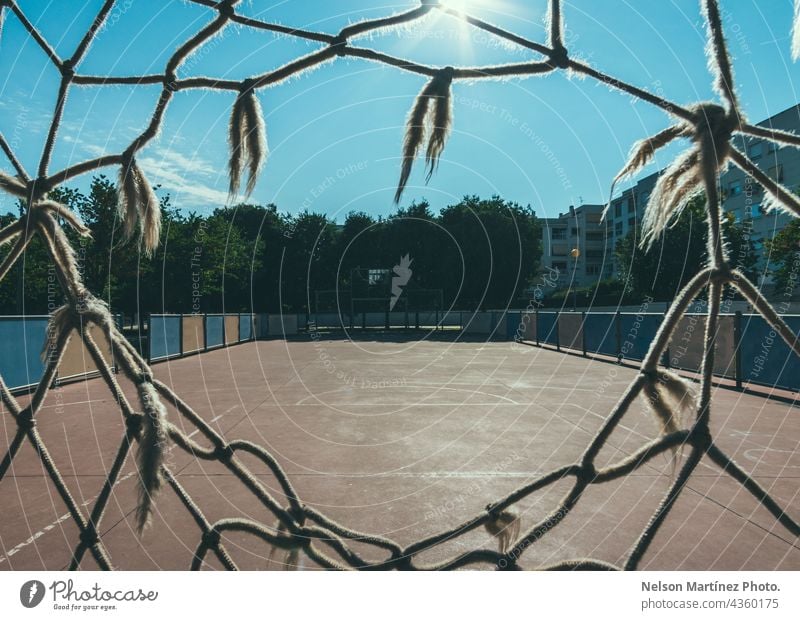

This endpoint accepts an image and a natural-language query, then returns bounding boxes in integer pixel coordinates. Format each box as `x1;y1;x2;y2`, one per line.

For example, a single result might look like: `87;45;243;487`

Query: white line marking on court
186;411;229;439
744;448;800;468
1;404;241;565
0;470;139;566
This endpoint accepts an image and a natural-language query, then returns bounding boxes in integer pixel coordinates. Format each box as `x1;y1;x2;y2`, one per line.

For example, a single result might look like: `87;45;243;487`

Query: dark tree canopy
614;198;758;303
0;181;542;316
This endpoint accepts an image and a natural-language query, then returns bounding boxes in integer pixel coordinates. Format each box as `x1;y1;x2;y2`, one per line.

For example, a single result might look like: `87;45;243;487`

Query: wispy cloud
73;143;234;210
138;147;234;209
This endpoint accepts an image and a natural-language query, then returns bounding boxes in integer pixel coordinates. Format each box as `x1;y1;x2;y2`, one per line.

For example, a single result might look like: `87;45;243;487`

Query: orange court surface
1;335;798;570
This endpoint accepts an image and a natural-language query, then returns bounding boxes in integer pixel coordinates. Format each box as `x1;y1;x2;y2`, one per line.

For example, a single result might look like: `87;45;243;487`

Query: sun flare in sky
437;0;513;16
439;0;472;12
422;0;509;61
428;0;522;49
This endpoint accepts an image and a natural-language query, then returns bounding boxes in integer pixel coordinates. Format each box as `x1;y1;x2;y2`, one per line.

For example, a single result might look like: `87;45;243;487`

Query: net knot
710;264;733;284
549;45;569;69
125;413;144;436
79;526;99;547
202;528;221;548
288;505;306;526
164;71;178;92
329;35;348;56
688;102;738;147
26;177;49;203
213;443;235;462
576;463;597;484
438;65;455;83
16;409;36;431
120;149;137;171
293;526;315;548
60;59;75;80
134;370;154;385
240;78;258;94
217;0;235;19
689;423;713;450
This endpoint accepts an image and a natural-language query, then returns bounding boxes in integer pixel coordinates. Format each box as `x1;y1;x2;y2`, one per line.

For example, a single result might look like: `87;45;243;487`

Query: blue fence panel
506;312;521;340
315;313;347;328
618;313;662;362
239;314;253;341
740;314;800;391
149;315;181;361
537;312;558;346
389;312;408;327
584;313;617;356
0;316;49;390
206;315;224;349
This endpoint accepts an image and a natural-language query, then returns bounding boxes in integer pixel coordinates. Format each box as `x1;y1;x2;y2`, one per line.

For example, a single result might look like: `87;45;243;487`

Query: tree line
0;176;542;316
3;175;788;317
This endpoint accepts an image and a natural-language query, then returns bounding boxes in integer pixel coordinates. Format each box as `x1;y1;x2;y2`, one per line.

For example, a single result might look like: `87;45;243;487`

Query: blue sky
0;0;798;221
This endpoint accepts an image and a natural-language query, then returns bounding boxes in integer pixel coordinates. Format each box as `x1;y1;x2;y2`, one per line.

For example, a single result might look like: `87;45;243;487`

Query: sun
439;0;472;12
439;0;470;11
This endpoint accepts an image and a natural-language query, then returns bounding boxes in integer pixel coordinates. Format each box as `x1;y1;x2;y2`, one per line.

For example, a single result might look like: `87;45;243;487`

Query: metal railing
507;310;800;393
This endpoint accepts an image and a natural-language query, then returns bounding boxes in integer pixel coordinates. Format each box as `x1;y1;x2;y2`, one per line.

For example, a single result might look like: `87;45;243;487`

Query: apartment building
603;103;800;288
539;203;606;289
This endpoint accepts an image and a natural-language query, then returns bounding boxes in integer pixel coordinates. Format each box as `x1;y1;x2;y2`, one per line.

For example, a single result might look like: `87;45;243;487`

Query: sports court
1;335;797;570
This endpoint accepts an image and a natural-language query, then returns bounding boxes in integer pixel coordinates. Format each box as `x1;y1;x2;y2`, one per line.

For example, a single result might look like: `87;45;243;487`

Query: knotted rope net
1;0;799;570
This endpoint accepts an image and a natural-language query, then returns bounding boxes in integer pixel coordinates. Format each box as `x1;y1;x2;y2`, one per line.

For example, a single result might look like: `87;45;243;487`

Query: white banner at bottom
0;571;797;619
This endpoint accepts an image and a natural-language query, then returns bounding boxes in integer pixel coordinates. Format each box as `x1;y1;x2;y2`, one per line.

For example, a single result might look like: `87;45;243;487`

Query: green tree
722;212;759;283
0;205;56;315
437;195;541;309
614;198;756;302
219;203;283;312
615;200;706;301
281;211;337;312
766;218;800;297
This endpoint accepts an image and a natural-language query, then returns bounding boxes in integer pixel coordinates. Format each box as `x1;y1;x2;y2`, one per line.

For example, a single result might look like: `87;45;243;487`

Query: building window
552;261;567;271
551;246;568;257
615;222;623;236
571;227;578;236
586;249;604;259
586;264;602;276
585;231;604;242
748;141;763;159
551;228;567;240
614;202;623;218
368;269;386;285
768;164;784;183
627;217;636;228
627;201;635;214
728;180;742;196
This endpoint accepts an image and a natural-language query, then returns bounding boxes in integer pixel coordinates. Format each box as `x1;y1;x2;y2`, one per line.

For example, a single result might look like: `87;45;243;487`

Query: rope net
1;0;799;571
